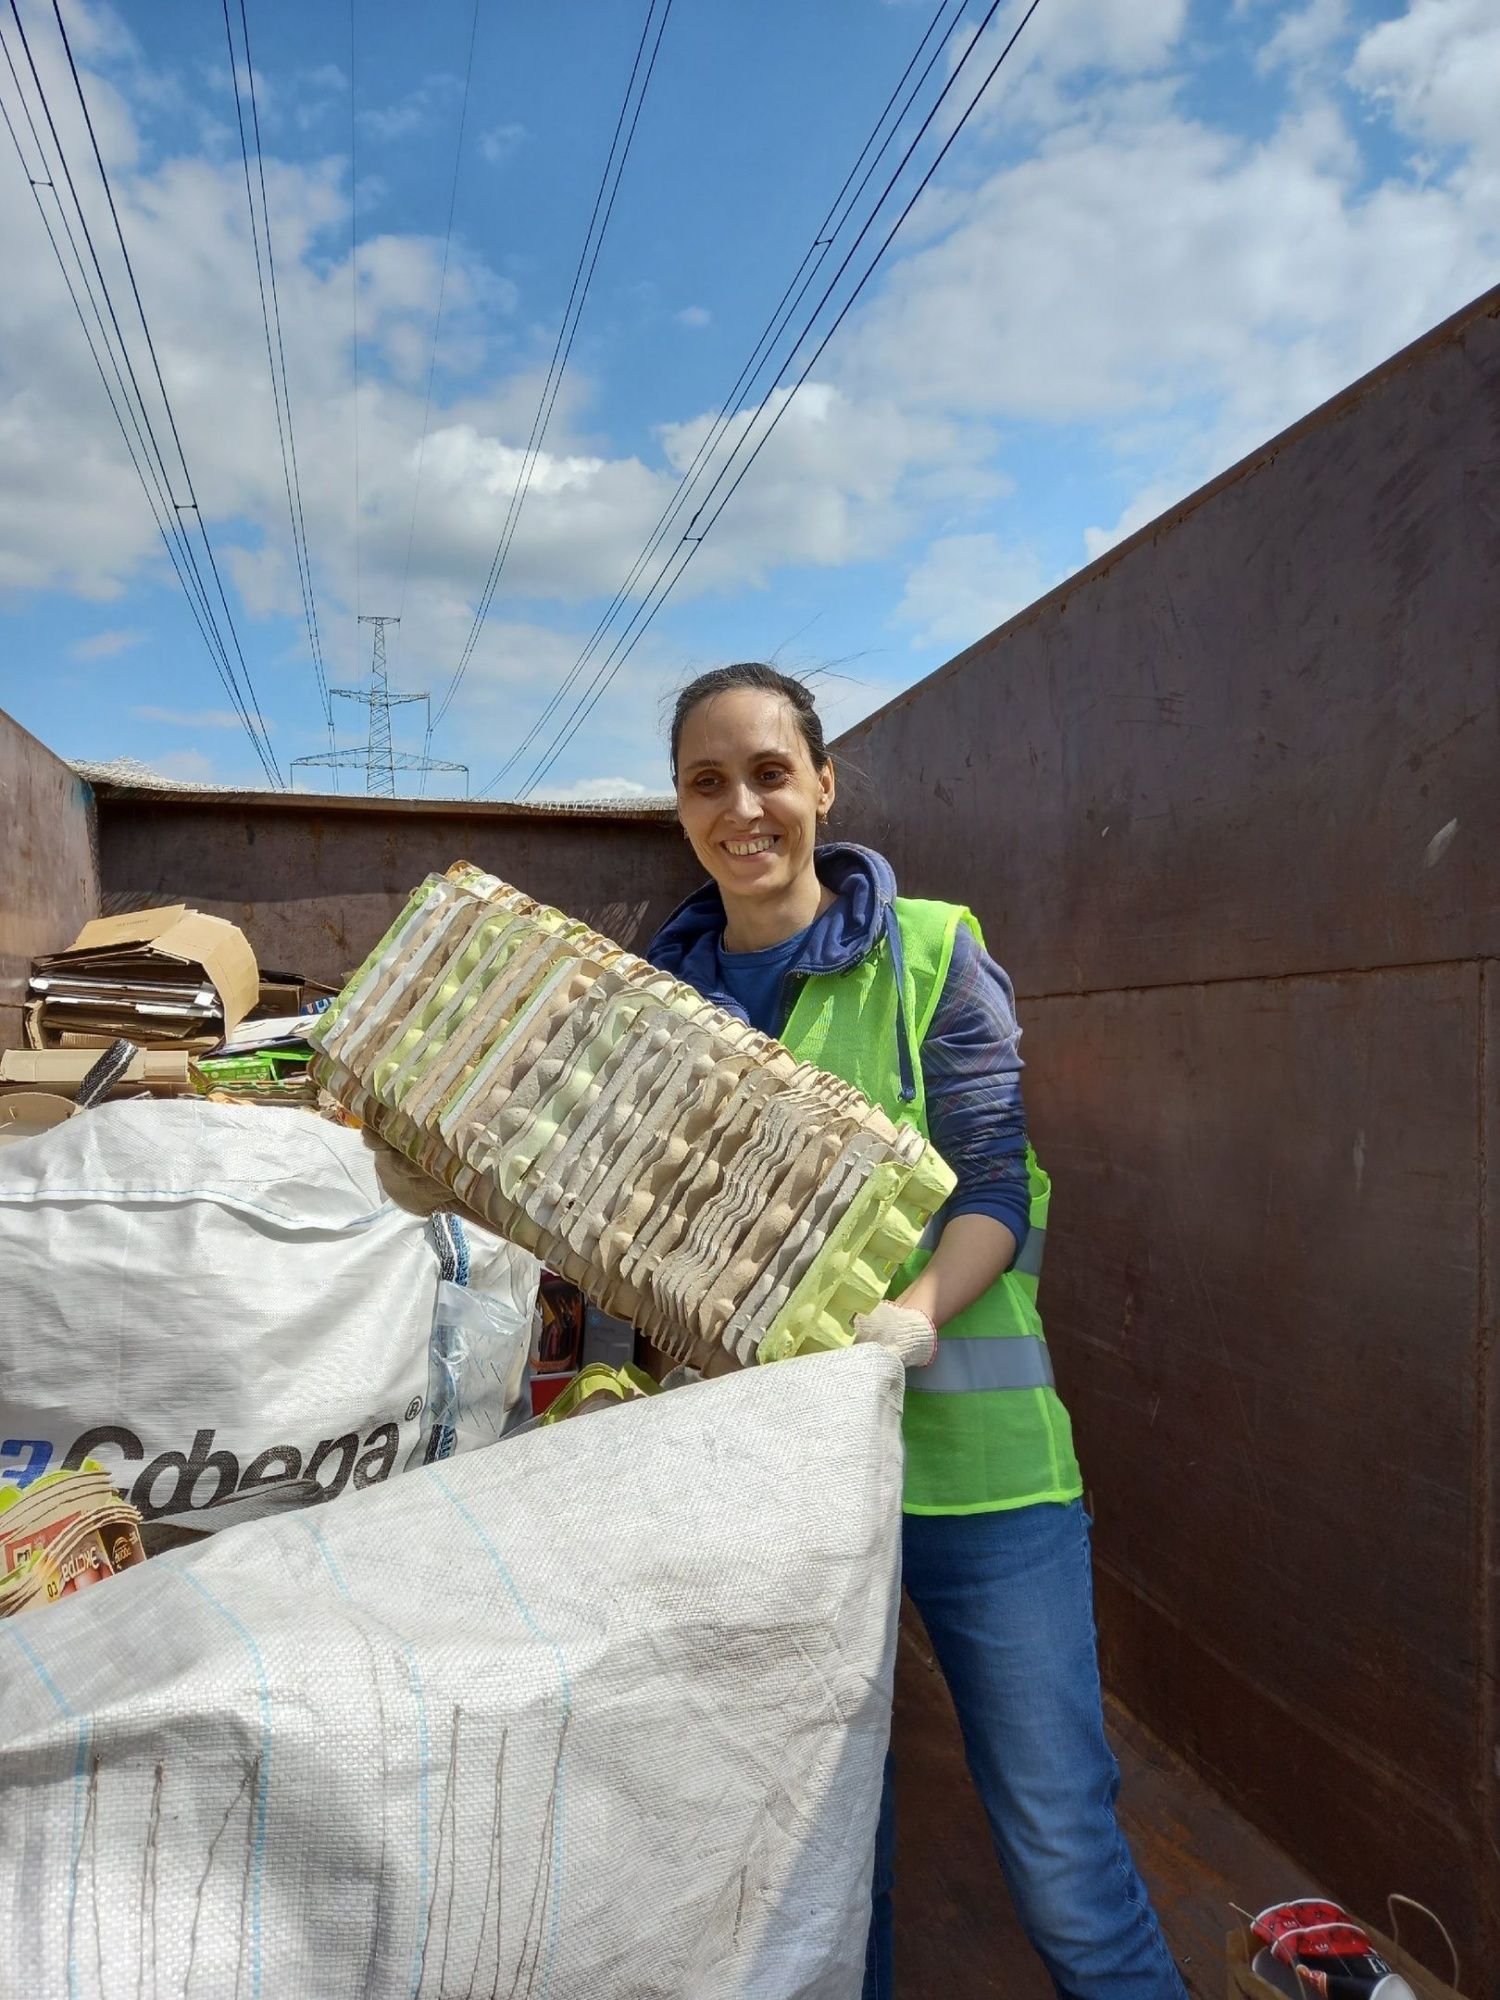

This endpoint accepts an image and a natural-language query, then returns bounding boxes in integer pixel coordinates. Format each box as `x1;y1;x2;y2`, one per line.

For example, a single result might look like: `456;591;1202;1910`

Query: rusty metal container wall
0;708;98;1047
831;285;1500;1982
91;790;703;986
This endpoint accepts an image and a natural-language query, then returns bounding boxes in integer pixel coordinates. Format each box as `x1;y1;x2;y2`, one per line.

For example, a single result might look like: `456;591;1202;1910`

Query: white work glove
851;1301;938;1370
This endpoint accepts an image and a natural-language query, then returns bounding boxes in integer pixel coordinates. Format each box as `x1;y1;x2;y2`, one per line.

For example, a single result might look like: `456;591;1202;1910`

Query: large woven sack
0;1346;904;1999
0;1100;539;1520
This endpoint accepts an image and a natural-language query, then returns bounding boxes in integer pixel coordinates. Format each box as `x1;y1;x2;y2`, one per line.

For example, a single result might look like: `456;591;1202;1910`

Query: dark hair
668;663;830;784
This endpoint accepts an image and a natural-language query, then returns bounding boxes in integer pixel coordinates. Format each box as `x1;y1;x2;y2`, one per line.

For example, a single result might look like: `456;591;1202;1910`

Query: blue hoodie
646;841;1031;1250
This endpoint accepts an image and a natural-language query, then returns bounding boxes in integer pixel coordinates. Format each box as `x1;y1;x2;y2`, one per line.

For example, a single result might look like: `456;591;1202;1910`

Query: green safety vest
781;897;1083;1516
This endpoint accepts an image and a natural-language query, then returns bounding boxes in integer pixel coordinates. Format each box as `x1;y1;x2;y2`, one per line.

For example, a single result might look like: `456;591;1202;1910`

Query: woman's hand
896;1213;1018;1332
851;1215;1018;1369
851;1301;938;1368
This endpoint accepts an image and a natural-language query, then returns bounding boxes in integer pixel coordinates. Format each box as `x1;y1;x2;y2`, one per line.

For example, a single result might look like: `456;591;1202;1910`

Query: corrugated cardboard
0;1050;192;1097
252;970;339;1017
27;909;258;1049
0;1094;73;1147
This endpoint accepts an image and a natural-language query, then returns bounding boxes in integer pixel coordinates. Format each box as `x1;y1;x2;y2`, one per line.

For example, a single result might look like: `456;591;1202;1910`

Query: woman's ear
819;760;836;823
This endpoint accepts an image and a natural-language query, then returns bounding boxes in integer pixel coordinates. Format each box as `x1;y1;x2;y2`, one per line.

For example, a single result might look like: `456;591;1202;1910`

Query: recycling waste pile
0;872;929;1998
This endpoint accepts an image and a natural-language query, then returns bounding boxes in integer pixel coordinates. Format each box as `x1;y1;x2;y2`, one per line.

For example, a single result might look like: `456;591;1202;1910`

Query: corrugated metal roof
72;758;677;821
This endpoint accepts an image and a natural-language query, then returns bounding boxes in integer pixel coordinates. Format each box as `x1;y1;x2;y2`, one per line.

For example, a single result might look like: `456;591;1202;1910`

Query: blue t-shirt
716;923;813;1037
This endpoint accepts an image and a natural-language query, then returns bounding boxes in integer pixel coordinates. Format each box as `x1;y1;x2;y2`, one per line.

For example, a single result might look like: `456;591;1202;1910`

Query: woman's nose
724;781;761;822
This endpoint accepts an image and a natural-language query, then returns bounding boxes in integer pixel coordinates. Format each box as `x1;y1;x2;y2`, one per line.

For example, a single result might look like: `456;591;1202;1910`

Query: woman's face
674;689;835;904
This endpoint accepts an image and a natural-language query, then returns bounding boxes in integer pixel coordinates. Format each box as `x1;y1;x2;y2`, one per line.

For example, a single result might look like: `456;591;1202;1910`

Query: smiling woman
669;661;836;951
650;662;1188;2000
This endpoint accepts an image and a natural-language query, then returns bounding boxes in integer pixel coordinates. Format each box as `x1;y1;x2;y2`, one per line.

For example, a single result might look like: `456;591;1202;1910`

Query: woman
647;663;1187;2000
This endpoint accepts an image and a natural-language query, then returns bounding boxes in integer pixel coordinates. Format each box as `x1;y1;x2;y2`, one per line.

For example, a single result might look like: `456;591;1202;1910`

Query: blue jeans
862;1500;1188;2000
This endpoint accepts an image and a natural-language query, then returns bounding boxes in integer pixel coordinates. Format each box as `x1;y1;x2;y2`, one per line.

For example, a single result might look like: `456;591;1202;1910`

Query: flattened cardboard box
0;1050;192;1097
27;907;259;1049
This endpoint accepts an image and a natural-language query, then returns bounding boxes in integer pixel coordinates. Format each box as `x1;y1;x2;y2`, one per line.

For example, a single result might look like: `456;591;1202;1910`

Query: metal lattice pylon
292;617;468;796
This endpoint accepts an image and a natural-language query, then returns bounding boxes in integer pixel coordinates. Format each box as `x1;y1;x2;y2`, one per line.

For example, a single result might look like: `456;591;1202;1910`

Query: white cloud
150;748;216;782
676;305;712;330
357;76;460;144
480;122;525;167
531;774;656;802
1350;0;1500;168
841;45;1497;574
895;534;1050;650
1257;0;1351;75
72;627;145;660
132;704;264;730
653;382;999;595
950;0;1192;139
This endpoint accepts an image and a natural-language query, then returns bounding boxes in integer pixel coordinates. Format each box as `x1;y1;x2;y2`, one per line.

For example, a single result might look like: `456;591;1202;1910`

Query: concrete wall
92;789;702;987
0;709;97;1047
833;285;1500;1980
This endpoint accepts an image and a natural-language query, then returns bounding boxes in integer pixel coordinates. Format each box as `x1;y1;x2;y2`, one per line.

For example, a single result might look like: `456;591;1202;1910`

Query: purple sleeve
920;924;1032;1256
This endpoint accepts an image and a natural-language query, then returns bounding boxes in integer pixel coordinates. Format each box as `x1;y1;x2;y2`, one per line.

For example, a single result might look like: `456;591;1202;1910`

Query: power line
1;3;281;786
223;0;333;749
395;0;481;634
513;0;1044;800
0;67;268;764
349;0;362;624
394;0;482;800
479;0;963;798
428;0;674;734
1;12;266;770
46;0;284;787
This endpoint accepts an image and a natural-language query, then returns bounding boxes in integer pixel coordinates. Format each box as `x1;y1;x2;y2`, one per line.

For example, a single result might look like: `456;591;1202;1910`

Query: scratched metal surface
0;707;97;1049
891;1609;1319;1998
1031;967;1484;1961
834;288;1500;1986
92;790;702;989
834;286;1500;996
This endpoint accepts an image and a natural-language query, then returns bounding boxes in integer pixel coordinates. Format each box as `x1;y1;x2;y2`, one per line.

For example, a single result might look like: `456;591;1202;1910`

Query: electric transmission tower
291;617;468;796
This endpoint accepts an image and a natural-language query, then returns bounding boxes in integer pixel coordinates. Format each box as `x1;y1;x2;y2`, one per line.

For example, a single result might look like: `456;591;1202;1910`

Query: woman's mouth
722;836;779;858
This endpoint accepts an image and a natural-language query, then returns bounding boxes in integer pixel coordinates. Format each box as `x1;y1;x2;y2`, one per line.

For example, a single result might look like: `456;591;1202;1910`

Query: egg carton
308;864;954;1371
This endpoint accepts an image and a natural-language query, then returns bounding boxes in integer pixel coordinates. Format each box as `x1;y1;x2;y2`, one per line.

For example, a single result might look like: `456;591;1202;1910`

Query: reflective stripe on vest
1013;1224;1045;1279
908;1333;1055;1395
778;894;1083;1512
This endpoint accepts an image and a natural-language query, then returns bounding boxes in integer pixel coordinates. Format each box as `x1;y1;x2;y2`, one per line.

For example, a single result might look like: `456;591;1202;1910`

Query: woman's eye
758;767;787;786
694;775;719;792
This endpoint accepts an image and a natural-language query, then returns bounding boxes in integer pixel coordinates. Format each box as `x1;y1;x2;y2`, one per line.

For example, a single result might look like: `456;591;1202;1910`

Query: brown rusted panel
94;795;701;988
834;286;1500;998
0;709;97;1047
1024;964;1486;1975
1091;1570;1480;1988
893;1609;1318;1997
1481;961;1499;1979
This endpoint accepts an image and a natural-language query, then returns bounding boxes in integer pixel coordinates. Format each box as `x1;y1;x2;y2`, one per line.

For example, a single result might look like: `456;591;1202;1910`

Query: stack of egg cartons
308;863;954;1373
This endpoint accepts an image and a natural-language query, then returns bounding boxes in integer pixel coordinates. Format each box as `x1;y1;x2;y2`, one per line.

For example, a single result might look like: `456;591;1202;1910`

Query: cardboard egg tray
307;863;955;1372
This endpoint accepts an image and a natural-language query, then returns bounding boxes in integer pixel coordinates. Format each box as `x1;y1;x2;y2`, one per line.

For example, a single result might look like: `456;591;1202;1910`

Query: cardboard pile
309;862;955;1373
25;907;259;1053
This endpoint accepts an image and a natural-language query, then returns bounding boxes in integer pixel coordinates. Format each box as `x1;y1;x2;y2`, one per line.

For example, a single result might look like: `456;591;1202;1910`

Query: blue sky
0;0;1495;796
